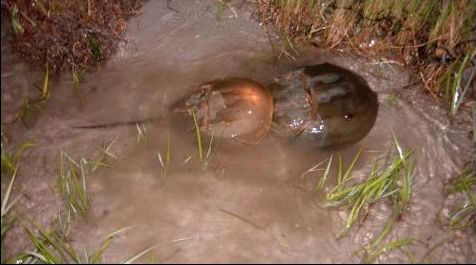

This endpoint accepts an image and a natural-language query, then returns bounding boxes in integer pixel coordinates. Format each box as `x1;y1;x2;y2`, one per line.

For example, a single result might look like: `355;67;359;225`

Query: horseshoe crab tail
71;116;163;129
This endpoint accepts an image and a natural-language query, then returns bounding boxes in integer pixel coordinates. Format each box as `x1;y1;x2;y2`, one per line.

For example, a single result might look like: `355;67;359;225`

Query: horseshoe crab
172;78;274;145
174;63;378;148
270;63;379;148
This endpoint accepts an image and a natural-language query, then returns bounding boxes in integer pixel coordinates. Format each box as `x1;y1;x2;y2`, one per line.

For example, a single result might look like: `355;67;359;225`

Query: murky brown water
2;1;475;263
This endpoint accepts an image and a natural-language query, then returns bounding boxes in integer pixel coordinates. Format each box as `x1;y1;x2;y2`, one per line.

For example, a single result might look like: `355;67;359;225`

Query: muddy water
2;0;475;263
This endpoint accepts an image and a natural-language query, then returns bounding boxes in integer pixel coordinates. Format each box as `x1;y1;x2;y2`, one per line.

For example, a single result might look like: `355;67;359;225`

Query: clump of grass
362;238;417;263
87;137;118;172
2;167;157;264
12;222;156;264
309;133;416;262
1;138;35;262
315;140;415;234
439;162;476;230
191;111;221;170
271;26;299;62
255;0;476;114
439;47;475;116
57;150;90;218
16;96;47;127
1;166;20;263
56;138;117;221
157;134;171;186
1;140;37;176
12;58;51;127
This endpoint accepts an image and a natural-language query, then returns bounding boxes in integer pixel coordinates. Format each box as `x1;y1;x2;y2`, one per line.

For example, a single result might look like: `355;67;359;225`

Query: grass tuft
308;133;416;261
439;162;476;230
1;140;37;176
12;222;147;264
439;47;475;116
1;166;20;263
56;138;117;220
256;0;476;114
191;111;221;170
88;137;118;172
363;238;417;263
57;150;90;218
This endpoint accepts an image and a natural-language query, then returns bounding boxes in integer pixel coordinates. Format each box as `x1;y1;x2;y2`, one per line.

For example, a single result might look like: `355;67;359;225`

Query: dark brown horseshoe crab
172;63;378;148
270;63;379;148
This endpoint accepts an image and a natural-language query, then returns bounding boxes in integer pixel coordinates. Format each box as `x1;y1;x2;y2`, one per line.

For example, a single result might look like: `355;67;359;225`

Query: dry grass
254;0;476;115
1;0;143;73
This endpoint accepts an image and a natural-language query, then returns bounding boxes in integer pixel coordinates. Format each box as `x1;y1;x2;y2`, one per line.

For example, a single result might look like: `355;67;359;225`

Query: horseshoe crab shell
270;63;379;148
172;78;274;145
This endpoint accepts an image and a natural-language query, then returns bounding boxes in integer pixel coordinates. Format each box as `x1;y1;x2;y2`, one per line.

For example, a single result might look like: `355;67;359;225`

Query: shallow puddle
2;1;474;263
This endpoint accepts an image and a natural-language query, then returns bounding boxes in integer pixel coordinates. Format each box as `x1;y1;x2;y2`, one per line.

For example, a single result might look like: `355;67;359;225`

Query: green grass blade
23;250;50;263
191;111;204;168
123;244;159;264
343;148;363;181
337;153;343;188
314;155;333;195
400;158;416;215
391;132;406;168
10;7;24;35
300;159;327;180
220;208;266;230
42;59;50;99
23;225;62;264
420;237;448;262
90;226;133;263
1;165;18;217
12;141;38;162
364;238;416;263
368;201;400;251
